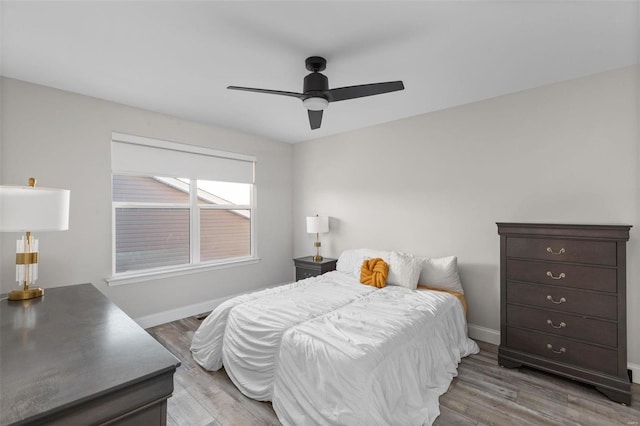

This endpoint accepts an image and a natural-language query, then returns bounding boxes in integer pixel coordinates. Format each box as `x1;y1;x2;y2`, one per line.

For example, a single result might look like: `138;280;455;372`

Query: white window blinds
111;132;255;184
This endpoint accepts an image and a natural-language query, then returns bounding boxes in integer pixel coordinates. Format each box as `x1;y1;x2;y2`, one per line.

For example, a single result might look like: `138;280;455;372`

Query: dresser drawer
506;259;616;293
506;304;617;347
506;237;616;266
506;327;618;376
506;281;617;320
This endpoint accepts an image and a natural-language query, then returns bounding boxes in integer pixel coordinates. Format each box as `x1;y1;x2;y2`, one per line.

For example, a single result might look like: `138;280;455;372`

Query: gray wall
292;66;640;368
0;77;293;319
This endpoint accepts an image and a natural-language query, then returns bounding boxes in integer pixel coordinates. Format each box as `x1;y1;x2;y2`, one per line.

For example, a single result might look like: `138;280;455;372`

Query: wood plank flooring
146;316;640;425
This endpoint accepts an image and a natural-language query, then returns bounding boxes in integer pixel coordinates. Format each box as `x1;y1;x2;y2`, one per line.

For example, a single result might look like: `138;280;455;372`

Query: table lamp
306;214;329;262
0;178;70;301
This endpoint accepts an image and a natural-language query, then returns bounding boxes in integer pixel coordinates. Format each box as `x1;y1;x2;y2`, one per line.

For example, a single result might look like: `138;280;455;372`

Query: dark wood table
0;283;180;425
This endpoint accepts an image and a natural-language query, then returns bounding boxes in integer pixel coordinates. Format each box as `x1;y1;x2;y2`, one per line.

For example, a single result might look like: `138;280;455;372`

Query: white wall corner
468;323;500;346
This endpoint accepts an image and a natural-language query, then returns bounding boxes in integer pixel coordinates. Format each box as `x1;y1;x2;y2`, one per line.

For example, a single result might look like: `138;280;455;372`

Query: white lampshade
0;185;70;232
306;216;329;234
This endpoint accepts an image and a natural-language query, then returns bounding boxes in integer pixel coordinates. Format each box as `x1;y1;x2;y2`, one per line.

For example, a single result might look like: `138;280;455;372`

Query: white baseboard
135;295;232;329
134;282;290;329
468;323;500;345
628;362;640;385
135;293;640;386
466;324;640;385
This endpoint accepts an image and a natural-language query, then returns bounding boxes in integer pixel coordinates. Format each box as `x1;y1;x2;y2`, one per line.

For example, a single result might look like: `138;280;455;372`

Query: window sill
106;257;260;286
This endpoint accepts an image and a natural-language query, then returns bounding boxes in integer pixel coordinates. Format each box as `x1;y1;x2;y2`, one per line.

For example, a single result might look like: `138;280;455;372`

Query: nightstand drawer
506;259;616;293
506;281;617;320
506;304;617;347
506;237;616;266
296;268;319;281
506;327;618;376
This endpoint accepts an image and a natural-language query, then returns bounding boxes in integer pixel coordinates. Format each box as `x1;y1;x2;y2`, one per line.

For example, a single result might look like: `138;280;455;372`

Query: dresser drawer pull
546;295;566;304
546;247;566;255
546;319;567;329
546;271;566;280
546;343;566;354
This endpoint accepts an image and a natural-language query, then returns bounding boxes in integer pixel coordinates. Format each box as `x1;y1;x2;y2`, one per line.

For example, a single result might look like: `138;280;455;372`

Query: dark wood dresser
293;256;337;281
497;223;632;404
0;283;180;425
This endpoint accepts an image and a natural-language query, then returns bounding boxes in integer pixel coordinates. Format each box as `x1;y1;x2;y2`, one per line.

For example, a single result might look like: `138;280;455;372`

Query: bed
191;249;479;425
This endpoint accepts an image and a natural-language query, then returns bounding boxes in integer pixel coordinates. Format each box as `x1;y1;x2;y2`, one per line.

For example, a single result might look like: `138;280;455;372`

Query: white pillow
419;255;464;294
336;249;365;274
336;249;391;277
387;251;423;290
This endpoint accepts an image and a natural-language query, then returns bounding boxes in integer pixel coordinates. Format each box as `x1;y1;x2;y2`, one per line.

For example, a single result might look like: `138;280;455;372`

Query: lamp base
313;255;323;262
8;287;44;301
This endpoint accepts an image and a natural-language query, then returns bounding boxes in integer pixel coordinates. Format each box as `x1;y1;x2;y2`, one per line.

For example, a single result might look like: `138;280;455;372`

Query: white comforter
191;271;479;425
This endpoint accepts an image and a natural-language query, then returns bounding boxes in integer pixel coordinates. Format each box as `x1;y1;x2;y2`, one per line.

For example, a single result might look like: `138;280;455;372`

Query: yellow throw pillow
360;258;389;288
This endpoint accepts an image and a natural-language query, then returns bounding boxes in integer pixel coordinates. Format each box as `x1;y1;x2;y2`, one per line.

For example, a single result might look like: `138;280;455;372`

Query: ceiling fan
227;56;404;130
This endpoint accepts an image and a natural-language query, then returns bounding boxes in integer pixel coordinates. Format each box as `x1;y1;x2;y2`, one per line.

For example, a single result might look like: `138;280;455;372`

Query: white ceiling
1;1;638;143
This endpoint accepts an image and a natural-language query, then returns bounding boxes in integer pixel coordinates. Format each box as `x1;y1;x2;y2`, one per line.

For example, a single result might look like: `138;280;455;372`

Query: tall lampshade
306;215;329;262
0;178;70;301
306;216;329;234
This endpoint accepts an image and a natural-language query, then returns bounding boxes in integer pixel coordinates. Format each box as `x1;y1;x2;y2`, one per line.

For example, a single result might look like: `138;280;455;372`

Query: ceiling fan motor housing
303;72;329;99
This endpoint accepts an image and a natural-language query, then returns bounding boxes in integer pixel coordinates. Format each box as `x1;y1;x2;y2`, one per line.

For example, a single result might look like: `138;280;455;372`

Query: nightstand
293;256;337;281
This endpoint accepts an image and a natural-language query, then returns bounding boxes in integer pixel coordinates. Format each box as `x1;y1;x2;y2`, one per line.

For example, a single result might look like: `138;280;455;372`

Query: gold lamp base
313;241;323;262
8;287;44;301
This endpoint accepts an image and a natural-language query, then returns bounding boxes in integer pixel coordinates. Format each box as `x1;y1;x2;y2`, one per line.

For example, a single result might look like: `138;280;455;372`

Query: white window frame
107;133;258;286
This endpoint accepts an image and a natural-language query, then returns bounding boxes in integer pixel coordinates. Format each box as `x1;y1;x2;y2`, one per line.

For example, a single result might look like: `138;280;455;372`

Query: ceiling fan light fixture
303;97;328;111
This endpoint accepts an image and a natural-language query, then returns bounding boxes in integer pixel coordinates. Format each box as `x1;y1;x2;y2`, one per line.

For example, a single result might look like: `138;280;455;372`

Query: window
110;133;256;283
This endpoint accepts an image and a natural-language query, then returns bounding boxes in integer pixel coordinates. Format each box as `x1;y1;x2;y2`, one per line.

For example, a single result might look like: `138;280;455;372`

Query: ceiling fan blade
326;81;404;102
227;86;305;99
308;110;323;130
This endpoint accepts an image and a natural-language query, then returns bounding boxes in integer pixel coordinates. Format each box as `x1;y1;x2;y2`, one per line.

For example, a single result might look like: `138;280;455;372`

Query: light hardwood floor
147;316;640;425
